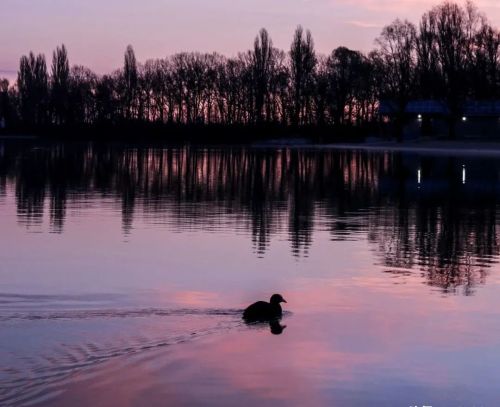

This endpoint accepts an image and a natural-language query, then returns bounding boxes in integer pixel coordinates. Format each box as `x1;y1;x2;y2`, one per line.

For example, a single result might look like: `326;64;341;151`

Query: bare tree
290;26;317;126
123;45;138;120
426;1;484;137
472;23;500;98
5;1;498;138
0;78;11;128
51;44;70;125
251;29;275;124
17;52;49;127
376;19;417;140
69;65;98;124
327;47;364;126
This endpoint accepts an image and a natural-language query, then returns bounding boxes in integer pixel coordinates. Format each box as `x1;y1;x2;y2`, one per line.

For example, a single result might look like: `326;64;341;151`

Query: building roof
380;99;500;117
406;100;449;114
378;101;398;115
464;101;500;116
379;100;449;115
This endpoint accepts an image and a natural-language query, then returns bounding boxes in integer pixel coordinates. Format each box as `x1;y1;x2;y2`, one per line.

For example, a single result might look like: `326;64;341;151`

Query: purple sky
1;0;500;77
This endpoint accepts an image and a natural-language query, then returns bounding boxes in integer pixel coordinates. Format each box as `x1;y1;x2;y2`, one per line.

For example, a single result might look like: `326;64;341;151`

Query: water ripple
0;310;244;407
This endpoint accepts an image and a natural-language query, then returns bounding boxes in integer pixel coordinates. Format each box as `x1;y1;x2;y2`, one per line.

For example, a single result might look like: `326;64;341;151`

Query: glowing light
462;165;466;184
462;116;467;122
417;169;421;184
417;114;422;121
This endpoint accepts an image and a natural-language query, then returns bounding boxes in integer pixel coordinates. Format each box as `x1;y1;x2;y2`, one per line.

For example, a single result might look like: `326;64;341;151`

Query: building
379;100;500;139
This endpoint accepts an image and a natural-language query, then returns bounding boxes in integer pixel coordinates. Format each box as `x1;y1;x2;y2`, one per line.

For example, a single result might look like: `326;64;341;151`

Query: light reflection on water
1;141;500;406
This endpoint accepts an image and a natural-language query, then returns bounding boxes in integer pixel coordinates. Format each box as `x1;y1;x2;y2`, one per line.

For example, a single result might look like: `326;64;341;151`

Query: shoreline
253;138;500;156
324;139;500;156
4;133;500;156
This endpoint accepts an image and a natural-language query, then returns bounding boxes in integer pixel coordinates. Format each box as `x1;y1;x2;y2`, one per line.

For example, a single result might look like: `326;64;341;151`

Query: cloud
334;0;500;14
346;20;383;29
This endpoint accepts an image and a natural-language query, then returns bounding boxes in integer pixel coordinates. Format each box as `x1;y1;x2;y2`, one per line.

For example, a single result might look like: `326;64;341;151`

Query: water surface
1;141;500;406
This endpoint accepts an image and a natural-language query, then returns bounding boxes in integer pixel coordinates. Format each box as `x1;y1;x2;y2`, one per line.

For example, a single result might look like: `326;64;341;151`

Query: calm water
1;141;500;406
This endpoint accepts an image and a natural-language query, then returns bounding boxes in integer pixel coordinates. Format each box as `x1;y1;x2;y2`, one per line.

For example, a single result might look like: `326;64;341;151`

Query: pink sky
1;0;500;76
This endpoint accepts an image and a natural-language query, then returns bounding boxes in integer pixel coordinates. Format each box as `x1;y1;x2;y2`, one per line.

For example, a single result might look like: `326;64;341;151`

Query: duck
243;293;287;322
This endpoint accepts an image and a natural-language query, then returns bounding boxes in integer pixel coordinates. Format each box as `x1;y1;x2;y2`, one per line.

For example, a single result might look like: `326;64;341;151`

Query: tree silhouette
424;2;484;137
123;45;138;120
1;1;500;138
290;26;317;126
327;47;364;126
376;19;417;140
250;29;275;124
416;11;442;100
470;23;500;99
69;65;98;124
0;78;11;128
51;44;70;125
17;52;49;127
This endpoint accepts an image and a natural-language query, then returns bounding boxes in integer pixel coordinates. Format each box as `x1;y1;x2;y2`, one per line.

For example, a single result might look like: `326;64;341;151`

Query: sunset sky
1;0;500;77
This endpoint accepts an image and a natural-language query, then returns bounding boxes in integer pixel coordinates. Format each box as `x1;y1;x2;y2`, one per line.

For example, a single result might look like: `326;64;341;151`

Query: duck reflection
244;319;287;335
269;319;287;335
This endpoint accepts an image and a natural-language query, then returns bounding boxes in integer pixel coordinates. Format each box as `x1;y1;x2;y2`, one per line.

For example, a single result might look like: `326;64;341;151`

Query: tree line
1;1;499;136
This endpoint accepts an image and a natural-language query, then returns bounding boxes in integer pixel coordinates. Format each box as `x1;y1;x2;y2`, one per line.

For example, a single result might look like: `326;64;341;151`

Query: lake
1;140;500;406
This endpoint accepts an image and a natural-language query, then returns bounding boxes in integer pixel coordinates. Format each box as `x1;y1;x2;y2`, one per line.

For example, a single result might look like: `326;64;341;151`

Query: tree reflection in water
1;141;499;295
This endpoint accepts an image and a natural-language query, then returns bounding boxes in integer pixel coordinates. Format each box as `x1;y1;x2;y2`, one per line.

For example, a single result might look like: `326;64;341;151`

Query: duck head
270;293;287;305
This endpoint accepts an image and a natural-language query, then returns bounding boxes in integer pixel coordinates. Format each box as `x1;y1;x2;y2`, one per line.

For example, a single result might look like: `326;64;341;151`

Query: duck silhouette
243;294;287;322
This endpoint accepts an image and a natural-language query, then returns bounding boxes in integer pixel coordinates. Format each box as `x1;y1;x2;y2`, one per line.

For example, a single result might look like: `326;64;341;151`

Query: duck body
243;294;287;322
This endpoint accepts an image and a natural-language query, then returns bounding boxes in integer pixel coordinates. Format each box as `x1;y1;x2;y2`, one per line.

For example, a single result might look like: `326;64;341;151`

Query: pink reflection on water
34;270;500;406
173;290;222;307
